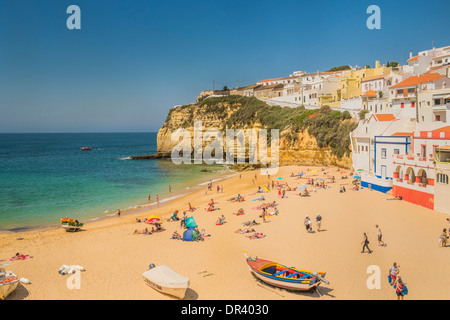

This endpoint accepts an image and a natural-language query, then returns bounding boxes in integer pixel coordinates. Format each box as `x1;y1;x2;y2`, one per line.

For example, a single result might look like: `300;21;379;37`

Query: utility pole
213;80;215;91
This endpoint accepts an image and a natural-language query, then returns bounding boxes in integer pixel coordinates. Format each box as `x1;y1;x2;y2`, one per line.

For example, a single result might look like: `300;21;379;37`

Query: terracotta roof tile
390;73;445;89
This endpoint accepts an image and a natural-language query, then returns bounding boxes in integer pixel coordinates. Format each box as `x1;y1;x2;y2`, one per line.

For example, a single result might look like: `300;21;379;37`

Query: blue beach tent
183;227;199;241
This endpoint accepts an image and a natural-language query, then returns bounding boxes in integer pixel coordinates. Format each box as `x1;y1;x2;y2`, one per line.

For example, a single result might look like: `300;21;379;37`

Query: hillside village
196;45;450;215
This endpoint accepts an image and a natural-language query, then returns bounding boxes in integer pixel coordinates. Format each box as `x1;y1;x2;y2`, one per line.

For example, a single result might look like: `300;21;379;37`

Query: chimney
375;60;380;69
409;51;413;59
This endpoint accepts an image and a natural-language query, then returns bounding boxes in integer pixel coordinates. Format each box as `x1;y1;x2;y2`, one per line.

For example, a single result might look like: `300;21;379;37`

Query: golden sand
1;165;449;300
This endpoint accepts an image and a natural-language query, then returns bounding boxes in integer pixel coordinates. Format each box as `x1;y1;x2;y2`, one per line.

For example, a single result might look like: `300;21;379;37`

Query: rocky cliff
133;96;355;169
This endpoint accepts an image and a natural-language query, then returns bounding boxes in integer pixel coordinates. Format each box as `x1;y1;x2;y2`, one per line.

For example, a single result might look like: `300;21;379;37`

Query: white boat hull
143;276;187;299
0;280;19;300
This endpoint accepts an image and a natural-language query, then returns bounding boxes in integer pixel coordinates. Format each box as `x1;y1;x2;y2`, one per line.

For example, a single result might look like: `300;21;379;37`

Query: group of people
388;262;408;300
304;213;322;232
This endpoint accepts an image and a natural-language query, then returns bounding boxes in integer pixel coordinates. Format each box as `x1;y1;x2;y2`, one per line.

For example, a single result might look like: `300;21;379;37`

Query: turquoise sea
0;133;231;231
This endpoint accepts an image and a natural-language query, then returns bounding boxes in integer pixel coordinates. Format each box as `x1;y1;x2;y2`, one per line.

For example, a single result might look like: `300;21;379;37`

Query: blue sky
0;0;449;133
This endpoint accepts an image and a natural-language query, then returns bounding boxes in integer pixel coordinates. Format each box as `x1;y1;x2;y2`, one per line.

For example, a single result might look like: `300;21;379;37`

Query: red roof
362;90;378;97
390;73;445;89
258;78;284;83
373;114;397;122
432;126;450;133
425;65;450;74
391;132;413;137
407;56;419;62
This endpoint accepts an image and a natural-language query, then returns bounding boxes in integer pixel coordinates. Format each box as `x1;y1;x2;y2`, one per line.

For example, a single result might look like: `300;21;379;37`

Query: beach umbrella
357;169;364;172
352;175;361;179
277;177;283;180
297;185;307;191
145;215;161;224
316;178;324;181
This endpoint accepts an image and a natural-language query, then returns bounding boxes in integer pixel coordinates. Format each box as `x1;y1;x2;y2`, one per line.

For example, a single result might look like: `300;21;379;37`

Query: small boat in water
80;147;92;151
0;269;19;300
142;264;189;299
243;251;328;291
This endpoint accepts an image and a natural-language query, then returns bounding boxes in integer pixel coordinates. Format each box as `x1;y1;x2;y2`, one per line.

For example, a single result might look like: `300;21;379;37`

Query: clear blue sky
0;0;449;133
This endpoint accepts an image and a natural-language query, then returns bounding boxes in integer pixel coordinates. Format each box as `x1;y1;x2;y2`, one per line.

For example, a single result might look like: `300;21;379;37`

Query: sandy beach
1;165;449;300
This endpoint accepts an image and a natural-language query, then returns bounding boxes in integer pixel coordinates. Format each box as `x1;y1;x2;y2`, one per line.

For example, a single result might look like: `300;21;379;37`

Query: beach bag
388;274;392;284
402;285;408;295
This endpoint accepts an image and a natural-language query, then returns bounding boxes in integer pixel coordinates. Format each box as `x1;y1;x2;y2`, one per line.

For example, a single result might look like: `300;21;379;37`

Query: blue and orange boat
243;251;329;291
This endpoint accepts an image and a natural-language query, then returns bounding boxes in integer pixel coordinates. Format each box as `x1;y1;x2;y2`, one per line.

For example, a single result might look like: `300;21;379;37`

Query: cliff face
149;97;353;169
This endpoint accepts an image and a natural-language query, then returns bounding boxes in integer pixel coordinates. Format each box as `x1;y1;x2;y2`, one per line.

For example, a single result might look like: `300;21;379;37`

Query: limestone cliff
134;96;354;169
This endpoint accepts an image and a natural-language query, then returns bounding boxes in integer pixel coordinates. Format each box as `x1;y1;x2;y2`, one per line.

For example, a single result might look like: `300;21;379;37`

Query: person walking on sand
376;225;386;246
388;262;400;285
304;215;312;232
262;208;267;223
117;209;121;218
361;233;372;253
395;275;407;300
316;213;322;232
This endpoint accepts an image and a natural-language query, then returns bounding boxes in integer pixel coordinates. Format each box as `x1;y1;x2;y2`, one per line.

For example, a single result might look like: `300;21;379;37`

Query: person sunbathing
235;228;255;234
171;230;182;239
234;208;245;216
188;203;196;212
200;229;211;238
207;204;216;211
10;253;32;261
386;195;402;200
246;233;266;239
134;228;151;235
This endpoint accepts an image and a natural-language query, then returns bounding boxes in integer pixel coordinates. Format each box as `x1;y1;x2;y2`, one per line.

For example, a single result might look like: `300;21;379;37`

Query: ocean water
0;133;230;231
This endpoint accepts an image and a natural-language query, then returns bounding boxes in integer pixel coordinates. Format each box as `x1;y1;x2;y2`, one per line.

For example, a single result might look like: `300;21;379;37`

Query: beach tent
183;227;199;241
185;217;197;228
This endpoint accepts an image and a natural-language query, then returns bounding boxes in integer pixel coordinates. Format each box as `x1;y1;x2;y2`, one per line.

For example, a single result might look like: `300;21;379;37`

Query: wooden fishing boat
142;264;189;299
0;269;19;300
243;251;329;291
80;147;92;151
60;218;83;232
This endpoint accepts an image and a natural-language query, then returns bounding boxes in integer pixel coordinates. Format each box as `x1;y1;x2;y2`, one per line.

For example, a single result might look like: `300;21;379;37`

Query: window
437;173;449;184
394;149;400;155
381;148;387;159
421;145;427;158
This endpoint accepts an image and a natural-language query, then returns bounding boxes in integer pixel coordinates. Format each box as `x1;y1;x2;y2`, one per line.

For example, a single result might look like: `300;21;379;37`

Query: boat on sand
0;269;19;300
142;264;189;299
243;251;328;291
